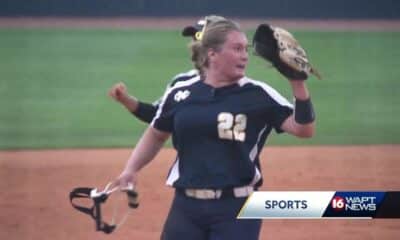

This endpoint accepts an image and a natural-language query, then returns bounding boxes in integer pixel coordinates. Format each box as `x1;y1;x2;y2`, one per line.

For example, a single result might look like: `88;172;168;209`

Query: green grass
0;29;399;149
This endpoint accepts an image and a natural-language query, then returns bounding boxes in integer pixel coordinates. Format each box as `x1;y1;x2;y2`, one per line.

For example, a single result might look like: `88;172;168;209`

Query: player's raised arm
108;82;158;123
280;80;315;138
252;23;318;138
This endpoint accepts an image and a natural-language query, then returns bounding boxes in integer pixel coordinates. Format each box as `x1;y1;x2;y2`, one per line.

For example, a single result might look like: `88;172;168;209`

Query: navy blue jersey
153;69;199;106
134;69;199;123
168;69;199;89
151;76;293;189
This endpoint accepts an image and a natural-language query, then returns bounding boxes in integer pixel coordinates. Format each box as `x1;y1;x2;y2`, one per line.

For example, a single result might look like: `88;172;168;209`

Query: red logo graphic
331;196;345;211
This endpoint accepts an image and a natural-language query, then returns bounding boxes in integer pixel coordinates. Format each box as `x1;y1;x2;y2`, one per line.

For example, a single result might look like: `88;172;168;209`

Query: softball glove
253;23;321;80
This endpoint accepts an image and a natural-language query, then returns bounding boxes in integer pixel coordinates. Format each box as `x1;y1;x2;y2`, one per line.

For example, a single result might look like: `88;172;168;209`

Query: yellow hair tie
195;31;203;41
194;18;208;41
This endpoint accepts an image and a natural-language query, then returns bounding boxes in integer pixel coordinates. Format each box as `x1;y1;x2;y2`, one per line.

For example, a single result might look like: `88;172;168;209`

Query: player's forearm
293;118;315;138
286;80;315;138
289;80;310;100
123;126;170;174
120;95;139;113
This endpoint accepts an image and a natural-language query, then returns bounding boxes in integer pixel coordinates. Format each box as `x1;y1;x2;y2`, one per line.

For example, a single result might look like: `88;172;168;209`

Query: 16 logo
331;196;345;211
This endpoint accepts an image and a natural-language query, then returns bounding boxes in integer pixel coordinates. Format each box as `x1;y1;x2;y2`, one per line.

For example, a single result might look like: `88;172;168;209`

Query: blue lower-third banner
237;191;400;219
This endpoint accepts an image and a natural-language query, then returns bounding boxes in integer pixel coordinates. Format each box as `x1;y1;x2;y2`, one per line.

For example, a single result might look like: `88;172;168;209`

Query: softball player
109;16;226;123
111;17;315;240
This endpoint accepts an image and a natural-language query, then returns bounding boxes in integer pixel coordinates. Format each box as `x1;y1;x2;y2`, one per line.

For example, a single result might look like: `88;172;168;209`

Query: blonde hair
189;18;241;75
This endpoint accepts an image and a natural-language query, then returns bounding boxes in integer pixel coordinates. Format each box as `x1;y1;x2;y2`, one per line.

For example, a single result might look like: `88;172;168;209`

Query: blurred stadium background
0;0;399;149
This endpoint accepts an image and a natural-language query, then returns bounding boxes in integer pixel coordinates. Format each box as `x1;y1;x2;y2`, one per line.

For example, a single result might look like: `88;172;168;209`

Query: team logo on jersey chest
174;90;191;102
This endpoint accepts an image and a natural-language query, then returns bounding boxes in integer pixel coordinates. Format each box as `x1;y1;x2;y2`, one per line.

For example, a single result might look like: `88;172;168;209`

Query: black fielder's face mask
69;183;139;234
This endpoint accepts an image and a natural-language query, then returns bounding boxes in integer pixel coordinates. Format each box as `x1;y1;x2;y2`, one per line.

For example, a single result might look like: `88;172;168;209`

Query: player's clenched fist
109;82;129;102
108;82;139;113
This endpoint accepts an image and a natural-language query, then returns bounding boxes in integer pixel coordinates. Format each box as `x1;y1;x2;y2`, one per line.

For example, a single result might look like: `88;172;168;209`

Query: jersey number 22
218;112;247;142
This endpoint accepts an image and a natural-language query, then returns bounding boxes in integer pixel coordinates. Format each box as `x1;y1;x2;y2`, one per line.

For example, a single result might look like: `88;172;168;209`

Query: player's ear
207;48;218;62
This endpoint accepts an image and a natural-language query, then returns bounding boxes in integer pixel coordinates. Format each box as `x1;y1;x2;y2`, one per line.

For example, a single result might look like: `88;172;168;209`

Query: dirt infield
1;145;399;240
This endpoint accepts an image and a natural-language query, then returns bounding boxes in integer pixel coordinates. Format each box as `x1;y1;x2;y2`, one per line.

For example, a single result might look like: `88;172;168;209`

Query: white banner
237;191;335;219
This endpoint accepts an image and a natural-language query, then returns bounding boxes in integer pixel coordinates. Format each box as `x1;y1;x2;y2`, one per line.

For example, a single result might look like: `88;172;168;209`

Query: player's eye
234;45;245;52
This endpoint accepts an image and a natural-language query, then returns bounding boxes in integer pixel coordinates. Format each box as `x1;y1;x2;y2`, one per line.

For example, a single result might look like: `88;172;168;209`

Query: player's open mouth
236;64;246;70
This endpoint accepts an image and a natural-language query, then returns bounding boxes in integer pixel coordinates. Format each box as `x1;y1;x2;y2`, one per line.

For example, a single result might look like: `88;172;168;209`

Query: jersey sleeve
150;88;176;132
169;69;199;88
268;104;293;133
150;70;198;109
151;71;200;132
132;79;172;124
257;82;294;134
132;101;158;124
